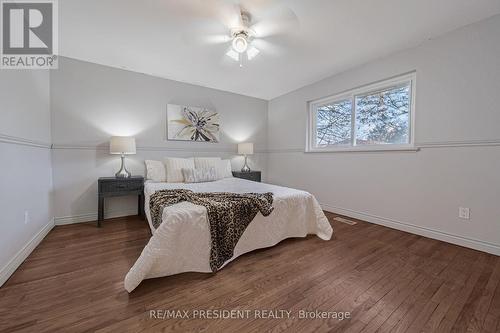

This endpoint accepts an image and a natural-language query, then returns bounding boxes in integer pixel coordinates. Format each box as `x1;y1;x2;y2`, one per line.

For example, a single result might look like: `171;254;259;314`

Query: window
316;99;352;146
308;73;415;152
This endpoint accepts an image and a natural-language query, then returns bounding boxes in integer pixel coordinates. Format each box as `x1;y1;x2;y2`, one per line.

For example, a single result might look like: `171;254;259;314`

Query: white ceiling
60;0;500;100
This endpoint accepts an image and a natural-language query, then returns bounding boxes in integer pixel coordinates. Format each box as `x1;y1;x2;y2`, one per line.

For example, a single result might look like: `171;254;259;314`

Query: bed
124;177;333;292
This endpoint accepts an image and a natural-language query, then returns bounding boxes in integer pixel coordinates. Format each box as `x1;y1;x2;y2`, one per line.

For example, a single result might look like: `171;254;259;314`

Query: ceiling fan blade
199;34;232;45
250;6;299;38
218;1;244;29
239;0;275;15
181;19;230;46
251;38;283;56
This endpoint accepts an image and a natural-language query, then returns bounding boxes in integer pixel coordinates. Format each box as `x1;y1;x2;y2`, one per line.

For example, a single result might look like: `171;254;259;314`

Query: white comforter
124;178;333;292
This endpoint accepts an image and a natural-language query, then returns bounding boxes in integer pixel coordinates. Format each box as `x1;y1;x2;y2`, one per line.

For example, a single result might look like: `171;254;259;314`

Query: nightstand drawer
232;171;261;182
101;180;143;193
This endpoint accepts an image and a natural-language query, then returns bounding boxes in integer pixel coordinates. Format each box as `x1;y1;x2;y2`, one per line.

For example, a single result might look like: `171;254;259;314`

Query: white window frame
306;72;417;153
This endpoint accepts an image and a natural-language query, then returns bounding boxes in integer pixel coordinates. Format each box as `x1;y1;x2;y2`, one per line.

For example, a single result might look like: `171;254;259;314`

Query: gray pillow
182;167;217;183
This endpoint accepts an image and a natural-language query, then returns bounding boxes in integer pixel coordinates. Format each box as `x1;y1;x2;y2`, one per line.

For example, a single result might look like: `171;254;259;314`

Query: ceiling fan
177;1;299;67
225;11;260;66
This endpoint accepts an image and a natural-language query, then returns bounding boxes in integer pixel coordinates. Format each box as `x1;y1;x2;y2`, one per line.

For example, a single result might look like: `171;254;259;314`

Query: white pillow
164;157;195;183
182;167;217;183
145;160;166;182
215;159;233;179
193;157;221;170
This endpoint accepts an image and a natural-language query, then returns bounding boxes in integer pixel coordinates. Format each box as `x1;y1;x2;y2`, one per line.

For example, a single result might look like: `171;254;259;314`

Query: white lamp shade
110;136;136;155
238;142;254;155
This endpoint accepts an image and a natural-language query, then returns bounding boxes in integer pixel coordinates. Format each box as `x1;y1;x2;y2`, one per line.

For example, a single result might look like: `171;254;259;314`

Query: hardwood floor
1;213;499;332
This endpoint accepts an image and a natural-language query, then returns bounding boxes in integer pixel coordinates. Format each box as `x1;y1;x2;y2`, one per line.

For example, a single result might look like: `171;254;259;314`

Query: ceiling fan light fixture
226;48;240;61
232;33;248;53
247;46;260;60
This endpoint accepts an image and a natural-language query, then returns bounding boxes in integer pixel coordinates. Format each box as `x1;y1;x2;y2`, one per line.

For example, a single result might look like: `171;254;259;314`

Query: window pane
355;83;410;145
316;99;352;146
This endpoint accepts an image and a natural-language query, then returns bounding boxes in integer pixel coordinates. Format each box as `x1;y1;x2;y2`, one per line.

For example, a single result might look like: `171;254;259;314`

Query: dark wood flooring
1;213;500;332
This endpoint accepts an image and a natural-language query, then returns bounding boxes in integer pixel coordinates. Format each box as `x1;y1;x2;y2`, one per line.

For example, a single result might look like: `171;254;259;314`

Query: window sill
305;146;420;153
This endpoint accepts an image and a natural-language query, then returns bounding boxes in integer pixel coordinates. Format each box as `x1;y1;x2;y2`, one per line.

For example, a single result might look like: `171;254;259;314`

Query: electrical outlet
24;211;29;224
459;207;470;220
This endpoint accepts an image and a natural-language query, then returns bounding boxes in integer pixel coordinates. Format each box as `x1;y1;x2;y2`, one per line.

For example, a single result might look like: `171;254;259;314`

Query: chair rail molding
416;139;500;148
51;143;239;153
0;133;51;149
265;138;500;154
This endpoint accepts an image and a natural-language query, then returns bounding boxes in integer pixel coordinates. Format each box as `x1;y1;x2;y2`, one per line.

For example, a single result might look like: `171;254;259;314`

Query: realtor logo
1;0;58;69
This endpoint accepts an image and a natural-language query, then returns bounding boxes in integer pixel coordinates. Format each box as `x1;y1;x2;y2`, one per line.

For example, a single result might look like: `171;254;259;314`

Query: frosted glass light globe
232;36;248;53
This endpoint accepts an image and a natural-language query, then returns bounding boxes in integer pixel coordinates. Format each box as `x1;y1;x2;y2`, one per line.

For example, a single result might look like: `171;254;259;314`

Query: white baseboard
0;219;55;287
54;208;139;225
321;203;500;256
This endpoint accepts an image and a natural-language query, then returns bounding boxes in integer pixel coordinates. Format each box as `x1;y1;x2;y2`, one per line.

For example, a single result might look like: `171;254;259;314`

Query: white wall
50;57;268;224
0;70;53;285
267;15;500;254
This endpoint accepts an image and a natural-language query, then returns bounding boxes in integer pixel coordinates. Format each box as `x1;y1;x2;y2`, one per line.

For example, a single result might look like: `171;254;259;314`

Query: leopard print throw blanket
149;189;274;272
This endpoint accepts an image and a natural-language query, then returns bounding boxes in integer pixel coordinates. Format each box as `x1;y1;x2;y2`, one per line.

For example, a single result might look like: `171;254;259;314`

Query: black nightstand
97;176;144;227
232;171;261;182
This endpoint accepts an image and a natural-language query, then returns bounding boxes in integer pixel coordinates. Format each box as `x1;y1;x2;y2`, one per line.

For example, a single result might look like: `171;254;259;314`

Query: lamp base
241;155;251;173
115;155;131;178
115;169;131;178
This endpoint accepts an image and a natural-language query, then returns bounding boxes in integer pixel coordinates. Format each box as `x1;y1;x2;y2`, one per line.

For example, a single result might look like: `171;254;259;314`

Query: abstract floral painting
167;104;220;142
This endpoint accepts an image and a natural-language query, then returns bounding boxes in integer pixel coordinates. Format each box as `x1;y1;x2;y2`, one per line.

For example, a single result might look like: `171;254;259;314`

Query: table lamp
238;142;253;172
110;136;136;178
